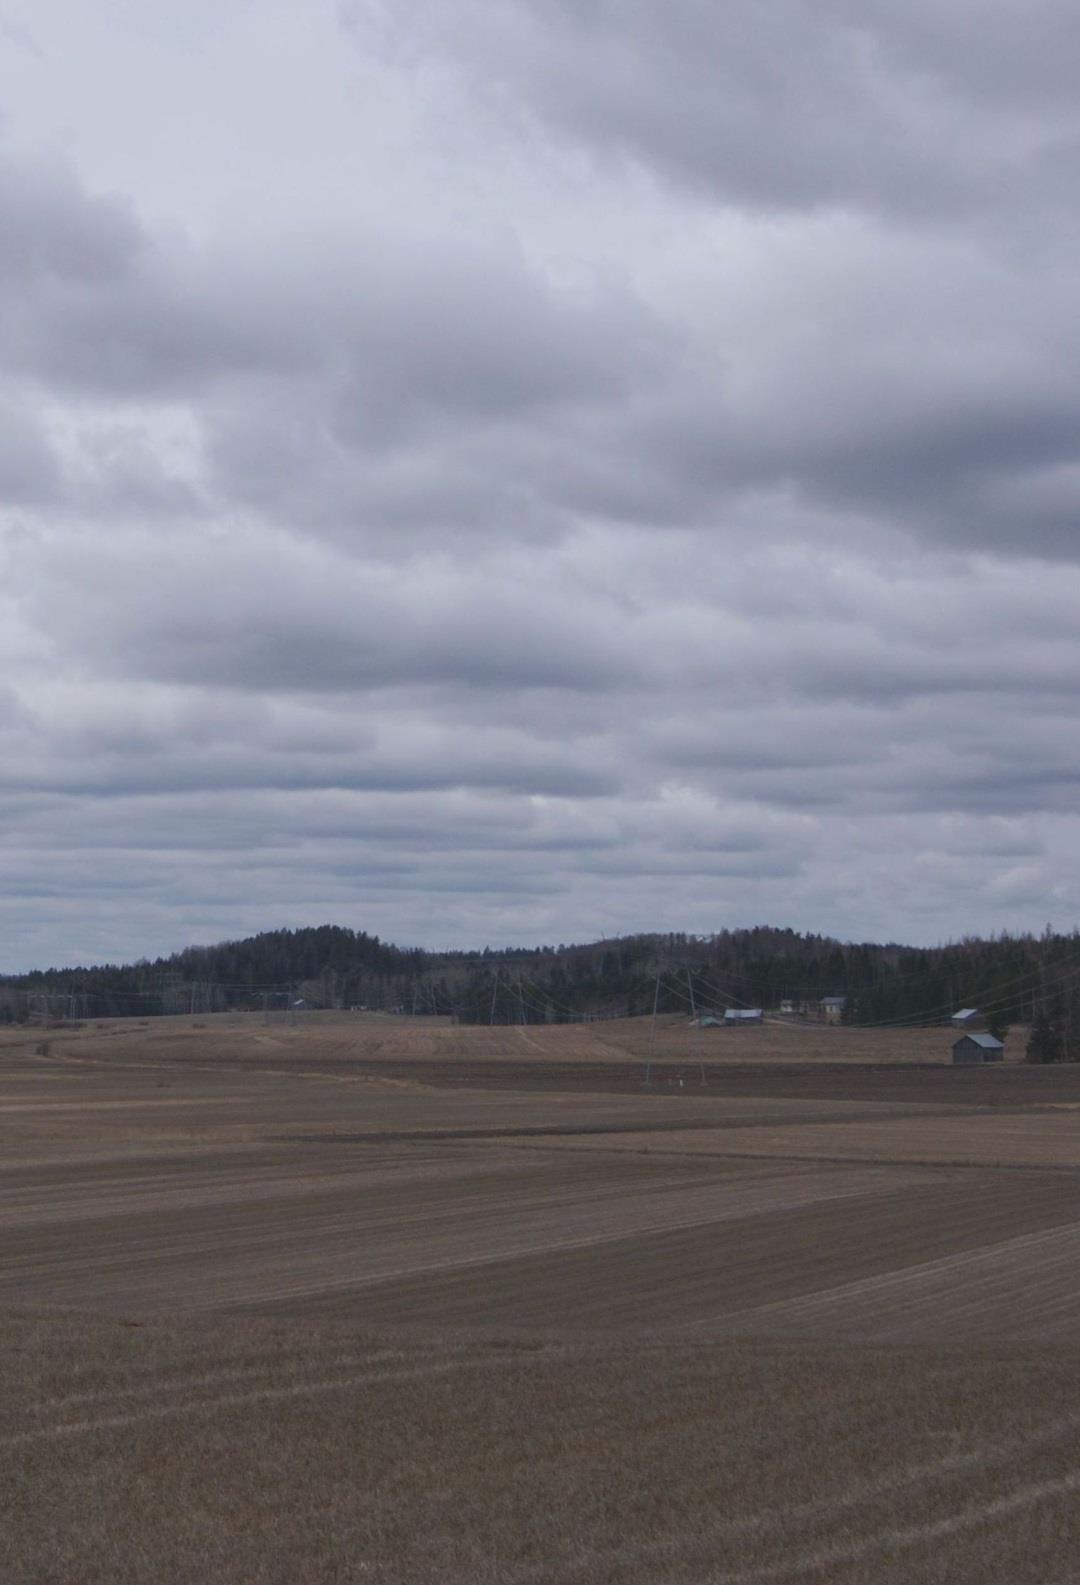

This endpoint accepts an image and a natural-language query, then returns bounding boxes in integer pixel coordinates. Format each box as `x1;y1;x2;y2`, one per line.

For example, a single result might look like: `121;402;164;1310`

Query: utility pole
489;970;499;1026
689;968;706;1086
645;970;660;1086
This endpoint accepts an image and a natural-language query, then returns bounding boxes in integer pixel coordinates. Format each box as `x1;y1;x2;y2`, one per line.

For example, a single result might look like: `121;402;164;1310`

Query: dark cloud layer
2;2;1080;967
356;1;1080;215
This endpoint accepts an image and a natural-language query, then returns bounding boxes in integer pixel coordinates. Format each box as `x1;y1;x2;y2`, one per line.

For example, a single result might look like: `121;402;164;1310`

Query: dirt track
6;1014;1080;1582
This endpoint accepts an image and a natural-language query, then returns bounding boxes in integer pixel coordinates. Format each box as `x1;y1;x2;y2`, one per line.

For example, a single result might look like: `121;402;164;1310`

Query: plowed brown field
5;1012;1080;1582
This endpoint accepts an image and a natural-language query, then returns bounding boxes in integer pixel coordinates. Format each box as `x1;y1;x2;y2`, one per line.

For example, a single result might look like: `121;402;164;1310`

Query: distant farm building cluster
764;997;849;1020
693;998;846;1027
687;999;1009;1066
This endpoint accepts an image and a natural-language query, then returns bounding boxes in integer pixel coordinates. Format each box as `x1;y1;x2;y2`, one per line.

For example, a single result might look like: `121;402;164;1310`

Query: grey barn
952;1033;1004;1064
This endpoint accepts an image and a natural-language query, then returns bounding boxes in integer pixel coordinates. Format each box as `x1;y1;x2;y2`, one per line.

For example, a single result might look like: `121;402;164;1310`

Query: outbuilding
951;1008;985;1029
724;1008;763;1025
952;1032;1004;1064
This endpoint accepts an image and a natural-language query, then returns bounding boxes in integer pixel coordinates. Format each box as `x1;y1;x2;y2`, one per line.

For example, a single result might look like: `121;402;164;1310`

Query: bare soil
5;1013;1080;1582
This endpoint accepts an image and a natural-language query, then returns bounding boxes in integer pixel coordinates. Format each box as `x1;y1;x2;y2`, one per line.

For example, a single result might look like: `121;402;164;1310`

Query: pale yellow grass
1;1008;986;1065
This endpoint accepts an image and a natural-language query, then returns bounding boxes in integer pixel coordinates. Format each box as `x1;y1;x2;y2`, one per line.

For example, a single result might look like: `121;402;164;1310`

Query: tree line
5;923;1080;1057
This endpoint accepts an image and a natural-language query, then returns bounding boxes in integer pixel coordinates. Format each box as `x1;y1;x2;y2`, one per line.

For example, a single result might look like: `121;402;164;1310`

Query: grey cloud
604;228;1080;555
0;16;43;57
840;1;1080;115
0;149;139;285
324;6;1080;562
326;241;653;438
0;395;60;502
199;247;665;544
9;5;1080;967
349;0;1080;218
202;388;575;547
3;142;661;423
0;148;666;549
10;135;1080;579
56;423;203;522
577;851;803;881
0;153;306;398
0;672;622;802
17;520;1080;874
24;530;642;695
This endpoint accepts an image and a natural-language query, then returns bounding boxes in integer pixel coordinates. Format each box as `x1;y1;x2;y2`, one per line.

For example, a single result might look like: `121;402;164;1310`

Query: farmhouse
951;1008;985;1029
724;1008;763;1025
952;1033;1004;1064
822;996;846;1023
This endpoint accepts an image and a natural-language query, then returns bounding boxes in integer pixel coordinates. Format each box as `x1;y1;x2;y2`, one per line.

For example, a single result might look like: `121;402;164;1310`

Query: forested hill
4;923;1080;1030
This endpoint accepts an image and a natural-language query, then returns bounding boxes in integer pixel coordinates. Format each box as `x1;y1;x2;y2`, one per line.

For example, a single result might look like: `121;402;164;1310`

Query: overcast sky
4;1;1080;969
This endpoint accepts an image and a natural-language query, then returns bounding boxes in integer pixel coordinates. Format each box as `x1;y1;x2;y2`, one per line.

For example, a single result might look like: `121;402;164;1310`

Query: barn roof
954;1032;1003;1050
952;1008;980;1019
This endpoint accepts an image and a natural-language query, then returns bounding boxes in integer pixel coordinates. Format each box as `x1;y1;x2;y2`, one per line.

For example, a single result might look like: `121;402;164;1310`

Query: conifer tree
1027;1011;1062;1064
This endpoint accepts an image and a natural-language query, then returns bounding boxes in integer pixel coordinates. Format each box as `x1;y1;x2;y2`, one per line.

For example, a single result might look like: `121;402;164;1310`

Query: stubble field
5;1013;1080;1582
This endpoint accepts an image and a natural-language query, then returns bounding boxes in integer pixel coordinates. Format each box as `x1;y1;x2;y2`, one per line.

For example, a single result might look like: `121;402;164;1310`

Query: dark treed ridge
4;924;1080;1032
